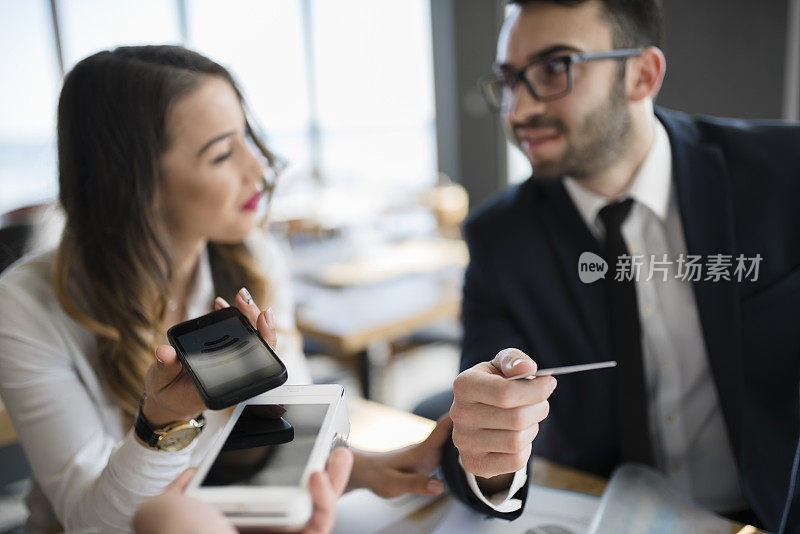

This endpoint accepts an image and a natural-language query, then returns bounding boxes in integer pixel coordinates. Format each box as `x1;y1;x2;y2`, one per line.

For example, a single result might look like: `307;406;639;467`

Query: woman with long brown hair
0;45;450;533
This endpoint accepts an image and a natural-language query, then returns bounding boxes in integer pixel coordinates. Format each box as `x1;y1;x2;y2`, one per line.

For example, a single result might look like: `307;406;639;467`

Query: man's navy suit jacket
441;107;800;532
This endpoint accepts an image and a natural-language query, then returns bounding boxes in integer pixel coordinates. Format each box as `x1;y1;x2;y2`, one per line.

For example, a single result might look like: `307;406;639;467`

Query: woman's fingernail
239;287;252;304
510;358;524;368
426;478;444;493
215;296;229;308
266;307;275;329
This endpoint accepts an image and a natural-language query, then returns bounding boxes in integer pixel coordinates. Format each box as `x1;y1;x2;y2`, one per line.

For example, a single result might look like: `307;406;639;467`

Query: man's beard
521;76;632;181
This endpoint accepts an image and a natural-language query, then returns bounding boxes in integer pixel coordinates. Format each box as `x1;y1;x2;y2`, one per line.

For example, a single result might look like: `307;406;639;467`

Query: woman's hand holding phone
221;287;279;351
133;447;354;534
142;287;276;428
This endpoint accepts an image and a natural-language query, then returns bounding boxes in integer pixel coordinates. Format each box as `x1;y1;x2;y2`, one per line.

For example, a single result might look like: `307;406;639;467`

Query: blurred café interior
1;0;799;532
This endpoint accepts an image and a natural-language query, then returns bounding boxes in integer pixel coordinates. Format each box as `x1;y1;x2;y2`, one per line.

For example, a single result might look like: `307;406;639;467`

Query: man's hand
449;348;556;492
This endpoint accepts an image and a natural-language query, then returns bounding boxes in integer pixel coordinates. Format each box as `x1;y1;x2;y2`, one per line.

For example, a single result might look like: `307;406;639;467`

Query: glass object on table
588;464;737;534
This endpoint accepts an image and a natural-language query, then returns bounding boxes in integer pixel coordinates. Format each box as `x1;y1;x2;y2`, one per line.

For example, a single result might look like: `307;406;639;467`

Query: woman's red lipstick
241;192;261;211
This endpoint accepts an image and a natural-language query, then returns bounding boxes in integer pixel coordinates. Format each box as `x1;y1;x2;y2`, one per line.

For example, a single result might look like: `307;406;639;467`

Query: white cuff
459;455;527;513
110;428;199;494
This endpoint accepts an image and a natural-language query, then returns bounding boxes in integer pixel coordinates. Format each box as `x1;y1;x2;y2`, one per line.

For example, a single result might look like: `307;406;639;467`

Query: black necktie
598;199;654;465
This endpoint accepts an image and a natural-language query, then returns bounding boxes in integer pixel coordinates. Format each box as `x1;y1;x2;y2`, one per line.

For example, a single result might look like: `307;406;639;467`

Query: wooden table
0;396;769;532
0;397;606;497
346;397;767;534
294;238;466;354
348;397;607;495
293;238;466;400
296;275;461;358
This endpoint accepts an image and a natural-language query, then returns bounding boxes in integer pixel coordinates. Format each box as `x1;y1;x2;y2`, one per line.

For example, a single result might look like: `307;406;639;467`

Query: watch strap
134;395;206;449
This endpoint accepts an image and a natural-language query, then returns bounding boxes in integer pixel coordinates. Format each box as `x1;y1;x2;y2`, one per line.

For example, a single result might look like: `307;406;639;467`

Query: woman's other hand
240;447;354;534
348;415;453;498
297;446;353;534
133;448;353;534
132;468;235;534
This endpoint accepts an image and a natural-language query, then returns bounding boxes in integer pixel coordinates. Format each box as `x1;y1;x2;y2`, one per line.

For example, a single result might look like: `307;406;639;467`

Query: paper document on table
334;489;443;534
431;485;600;534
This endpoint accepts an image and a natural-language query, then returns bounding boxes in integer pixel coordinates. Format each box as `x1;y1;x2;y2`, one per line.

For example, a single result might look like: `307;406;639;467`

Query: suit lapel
658;109;744;456
526;179;611;361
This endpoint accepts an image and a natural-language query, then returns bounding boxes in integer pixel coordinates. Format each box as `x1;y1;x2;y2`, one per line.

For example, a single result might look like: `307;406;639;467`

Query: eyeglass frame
478;47;644;111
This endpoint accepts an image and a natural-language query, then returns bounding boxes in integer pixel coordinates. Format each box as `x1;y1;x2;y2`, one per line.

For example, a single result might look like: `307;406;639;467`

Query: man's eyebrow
197;131;234;157
497;44;582;70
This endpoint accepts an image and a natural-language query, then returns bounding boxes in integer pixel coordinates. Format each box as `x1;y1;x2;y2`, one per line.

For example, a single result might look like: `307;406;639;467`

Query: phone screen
171;313;284;399
201;404;329;487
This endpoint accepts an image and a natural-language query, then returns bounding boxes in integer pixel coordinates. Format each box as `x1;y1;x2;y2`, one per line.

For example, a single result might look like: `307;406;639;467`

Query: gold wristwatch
134;395;206;452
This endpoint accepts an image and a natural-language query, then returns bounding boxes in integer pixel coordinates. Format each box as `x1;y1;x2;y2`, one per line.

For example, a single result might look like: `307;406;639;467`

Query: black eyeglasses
479;48;643;112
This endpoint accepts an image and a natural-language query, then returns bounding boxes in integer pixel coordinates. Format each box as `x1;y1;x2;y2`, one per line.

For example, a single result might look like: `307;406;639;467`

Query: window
186;0;311;172
56;0;181;71
313;0;437;191
0;0;60;214
0;0;438;215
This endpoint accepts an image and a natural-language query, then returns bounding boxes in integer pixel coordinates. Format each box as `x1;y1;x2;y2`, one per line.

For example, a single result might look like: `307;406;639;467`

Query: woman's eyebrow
196;131;234;157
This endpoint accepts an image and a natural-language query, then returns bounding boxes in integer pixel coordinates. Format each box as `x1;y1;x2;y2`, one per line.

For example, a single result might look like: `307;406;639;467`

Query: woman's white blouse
0;230;310;533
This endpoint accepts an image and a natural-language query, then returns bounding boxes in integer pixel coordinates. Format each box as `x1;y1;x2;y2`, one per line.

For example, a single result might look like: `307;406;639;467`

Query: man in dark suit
440;1;800;532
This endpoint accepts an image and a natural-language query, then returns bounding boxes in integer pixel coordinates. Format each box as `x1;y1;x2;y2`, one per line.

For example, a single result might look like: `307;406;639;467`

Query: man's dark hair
509;0;664;49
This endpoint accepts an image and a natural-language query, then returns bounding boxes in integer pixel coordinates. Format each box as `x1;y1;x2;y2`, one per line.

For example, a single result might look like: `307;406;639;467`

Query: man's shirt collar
563;118;672;233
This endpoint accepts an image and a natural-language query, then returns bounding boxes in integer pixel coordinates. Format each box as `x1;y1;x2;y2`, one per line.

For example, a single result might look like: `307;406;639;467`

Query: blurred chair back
0;204;44;274
0;206;41;494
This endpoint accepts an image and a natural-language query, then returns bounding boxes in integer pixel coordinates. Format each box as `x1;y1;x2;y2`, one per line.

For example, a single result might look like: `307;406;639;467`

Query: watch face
158;426;201;452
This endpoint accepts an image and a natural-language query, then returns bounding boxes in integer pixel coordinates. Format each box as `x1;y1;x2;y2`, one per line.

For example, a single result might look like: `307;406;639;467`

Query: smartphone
186;385;350;529
167;307;288;410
